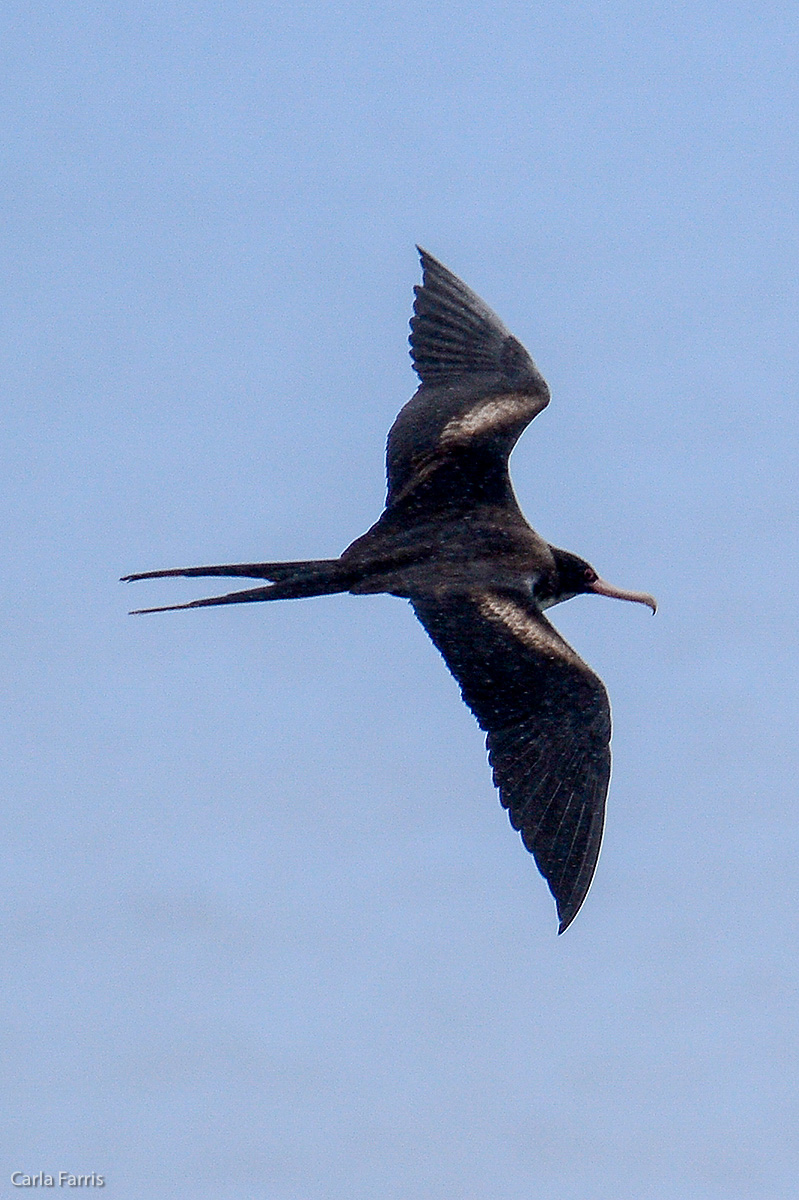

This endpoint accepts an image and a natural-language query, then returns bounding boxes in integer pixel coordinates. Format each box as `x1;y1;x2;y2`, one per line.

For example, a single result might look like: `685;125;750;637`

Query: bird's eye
584;567;597;583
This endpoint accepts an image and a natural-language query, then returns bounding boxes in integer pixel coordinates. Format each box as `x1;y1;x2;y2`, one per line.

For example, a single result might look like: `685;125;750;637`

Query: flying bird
124;249;656;932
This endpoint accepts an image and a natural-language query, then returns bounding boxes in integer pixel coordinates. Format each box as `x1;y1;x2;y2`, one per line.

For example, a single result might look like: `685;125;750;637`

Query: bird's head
539;547;657;613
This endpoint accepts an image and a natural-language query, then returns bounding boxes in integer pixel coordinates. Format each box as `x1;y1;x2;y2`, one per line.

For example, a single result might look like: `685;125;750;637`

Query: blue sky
2;3;798;1197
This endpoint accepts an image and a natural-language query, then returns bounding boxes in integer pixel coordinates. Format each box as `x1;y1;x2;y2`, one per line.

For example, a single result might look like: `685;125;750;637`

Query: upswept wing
386;250;550;506
411;589;611;932
409;248;546;392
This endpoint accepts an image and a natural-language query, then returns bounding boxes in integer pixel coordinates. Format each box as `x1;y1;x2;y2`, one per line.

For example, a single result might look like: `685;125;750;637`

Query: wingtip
415;245;436;273
556;895;586;934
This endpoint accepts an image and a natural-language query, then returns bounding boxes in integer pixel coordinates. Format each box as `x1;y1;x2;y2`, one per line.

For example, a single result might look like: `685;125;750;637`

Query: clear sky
2;3;798;1197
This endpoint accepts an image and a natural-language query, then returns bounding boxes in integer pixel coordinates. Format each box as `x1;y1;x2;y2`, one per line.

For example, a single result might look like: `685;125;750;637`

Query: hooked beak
589;577;657;614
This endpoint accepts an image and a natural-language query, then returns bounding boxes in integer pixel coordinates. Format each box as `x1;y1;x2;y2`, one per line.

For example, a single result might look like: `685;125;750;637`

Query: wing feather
409;248;548;391
386;250;550;507
411;589;611;932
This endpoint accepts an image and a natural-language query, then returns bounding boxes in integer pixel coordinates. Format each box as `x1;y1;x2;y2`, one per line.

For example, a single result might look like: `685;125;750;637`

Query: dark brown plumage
124;249;655;932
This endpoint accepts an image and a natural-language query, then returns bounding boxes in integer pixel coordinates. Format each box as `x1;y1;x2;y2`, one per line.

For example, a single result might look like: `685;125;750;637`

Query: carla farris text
11;1173;105;1188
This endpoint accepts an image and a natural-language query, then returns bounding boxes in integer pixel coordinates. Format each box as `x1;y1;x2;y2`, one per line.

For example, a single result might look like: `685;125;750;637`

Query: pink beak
589;577;657;614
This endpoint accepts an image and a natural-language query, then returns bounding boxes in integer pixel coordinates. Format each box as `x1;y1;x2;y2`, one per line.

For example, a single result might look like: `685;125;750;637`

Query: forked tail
121;559;350;613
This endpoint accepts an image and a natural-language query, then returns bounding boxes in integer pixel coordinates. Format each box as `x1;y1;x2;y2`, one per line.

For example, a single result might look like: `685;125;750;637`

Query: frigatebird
124;249;655;932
